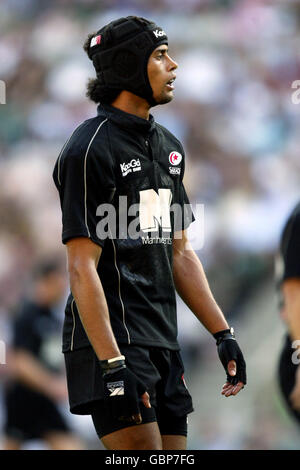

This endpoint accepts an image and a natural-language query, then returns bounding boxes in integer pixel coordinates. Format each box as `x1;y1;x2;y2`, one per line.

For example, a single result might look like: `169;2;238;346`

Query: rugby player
53;16;246;450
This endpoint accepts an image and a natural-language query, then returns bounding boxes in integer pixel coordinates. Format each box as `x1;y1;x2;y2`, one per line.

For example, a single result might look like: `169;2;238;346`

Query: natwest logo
169;151;182;166
153;29;166;39
120;158;141;177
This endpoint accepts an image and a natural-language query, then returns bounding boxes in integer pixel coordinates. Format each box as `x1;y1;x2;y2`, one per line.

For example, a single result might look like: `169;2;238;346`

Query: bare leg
162;435;187;450
101;422;162;450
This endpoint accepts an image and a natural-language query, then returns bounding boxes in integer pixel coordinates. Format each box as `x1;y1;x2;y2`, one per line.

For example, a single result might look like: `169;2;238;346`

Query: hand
102;366;151;424
290;365;300;410
214;328;247;396
221;360;245;397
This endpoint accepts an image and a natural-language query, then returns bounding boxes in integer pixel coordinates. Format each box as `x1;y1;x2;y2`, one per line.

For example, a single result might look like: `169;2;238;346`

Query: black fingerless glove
100;357;148;422
213;328;247;386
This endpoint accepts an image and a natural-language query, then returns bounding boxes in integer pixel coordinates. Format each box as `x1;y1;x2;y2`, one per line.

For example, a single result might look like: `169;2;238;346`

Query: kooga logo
120;158;141;177
153;29;166;39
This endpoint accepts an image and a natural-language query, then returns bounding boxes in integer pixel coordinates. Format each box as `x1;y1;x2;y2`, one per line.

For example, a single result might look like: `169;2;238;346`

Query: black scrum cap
87;16;168;106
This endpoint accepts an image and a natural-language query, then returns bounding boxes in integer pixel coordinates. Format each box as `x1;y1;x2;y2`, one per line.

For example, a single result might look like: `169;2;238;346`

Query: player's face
147;45;178;105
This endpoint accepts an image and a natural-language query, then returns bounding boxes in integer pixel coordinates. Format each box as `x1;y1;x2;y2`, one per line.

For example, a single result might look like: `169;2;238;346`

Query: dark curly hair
83;33;121;104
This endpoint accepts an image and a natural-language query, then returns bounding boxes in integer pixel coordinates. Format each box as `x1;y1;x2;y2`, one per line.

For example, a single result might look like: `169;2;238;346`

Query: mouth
165;77;176;90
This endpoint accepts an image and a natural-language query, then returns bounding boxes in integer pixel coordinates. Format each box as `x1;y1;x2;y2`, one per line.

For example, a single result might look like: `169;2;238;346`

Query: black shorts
4;383;70;441
278;334;300;425
64;344;194;438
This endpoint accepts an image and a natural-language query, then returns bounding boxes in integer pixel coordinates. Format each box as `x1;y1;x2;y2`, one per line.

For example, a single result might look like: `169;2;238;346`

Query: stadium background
0;0;300;449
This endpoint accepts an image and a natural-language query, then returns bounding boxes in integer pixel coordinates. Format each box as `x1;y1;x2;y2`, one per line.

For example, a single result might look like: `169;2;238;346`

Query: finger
231;384;244;395
221;385;233;394
224;387;236;397
222;383;232;390
227;360;236;376
226;382;245;397
141;391;151;408
222;385;235;396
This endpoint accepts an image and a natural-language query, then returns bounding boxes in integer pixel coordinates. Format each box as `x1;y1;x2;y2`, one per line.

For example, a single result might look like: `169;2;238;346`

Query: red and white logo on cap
90;35;102;47
169;151;182;166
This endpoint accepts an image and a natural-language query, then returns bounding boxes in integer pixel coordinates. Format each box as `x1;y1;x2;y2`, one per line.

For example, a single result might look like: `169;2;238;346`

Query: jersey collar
97;103;155;135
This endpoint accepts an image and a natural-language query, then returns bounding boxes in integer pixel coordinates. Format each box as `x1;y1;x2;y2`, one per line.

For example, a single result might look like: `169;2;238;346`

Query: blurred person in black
277;202;300;425
53;16;247;450
3;259;83;450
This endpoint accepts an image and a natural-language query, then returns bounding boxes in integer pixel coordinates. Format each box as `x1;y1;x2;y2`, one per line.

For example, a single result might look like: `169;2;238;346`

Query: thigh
162;435;187;450
101;421;162;450
90;345;162;449
91;396;157;440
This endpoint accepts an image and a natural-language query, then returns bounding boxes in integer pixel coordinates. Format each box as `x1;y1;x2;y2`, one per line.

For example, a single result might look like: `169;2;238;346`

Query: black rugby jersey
53;103;194;352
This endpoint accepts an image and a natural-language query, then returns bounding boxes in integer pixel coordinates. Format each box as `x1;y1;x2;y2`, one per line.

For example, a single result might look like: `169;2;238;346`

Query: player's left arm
173;229;246;396
173;230;228;334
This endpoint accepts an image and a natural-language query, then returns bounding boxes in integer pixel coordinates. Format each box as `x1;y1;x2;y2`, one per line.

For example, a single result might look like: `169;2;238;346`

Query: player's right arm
66;236;151;421
53;125;150;421
66;236;121;361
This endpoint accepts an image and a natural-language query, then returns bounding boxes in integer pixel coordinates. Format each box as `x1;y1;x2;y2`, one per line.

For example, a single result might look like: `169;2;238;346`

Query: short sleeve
53;136;115;248
174;183;195;232
282;212;300;281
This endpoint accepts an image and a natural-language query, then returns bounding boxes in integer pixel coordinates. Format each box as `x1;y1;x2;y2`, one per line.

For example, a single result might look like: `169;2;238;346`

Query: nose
168;55;178;71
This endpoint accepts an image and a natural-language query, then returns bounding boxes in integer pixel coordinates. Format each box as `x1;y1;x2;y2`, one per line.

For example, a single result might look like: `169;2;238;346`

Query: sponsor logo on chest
120;158;141;177
168;151;182;175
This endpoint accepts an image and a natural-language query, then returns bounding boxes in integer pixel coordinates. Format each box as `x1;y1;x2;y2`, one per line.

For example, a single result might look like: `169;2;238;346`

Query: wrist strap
102;364;126;376
100;355;126;373
213;327;235;345
107;355;125;364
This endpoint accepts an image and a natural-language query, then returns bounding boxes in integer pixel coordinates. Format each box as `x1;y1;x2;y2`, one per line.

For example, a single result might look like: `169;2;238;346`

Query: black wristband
213;327;235;345
100;358;126;376
101;364;126;376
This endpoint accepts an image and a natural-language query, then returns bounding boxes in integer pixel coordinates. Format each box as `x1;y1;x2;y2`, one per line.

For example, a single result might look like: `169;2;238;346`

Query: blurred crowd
1;0;300;449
